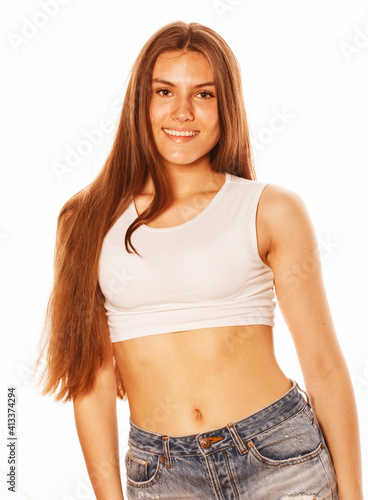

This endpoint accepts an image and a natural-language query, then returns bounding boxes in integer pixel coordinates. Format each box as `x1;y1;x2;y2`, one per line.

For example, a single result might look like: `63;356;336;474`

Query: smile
163;128;200;137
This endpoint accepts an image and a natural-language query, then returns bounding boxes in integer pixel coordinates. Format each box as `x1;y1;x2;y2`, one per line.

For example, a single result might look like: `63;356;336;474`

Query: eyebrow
151;78;216;88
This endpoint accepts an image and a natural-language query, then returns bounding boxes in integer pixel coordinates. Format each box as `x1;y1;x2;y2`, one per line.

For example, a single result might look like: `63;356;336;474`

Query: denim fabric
124;379;339;499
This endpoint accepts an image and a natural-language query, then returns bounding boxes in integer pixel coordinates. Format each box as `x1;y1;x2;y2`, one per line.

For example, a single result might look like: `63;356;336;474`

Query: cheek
149;102;158;125
207;113;220;138
201;105;219;128
149;100;165;126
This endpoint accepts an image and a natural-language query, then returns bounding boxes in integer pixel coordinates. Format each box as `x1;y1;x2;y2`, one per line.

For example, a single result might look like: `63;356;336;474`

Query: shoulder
259;181;308;218
230;175;305;214
257;183;315;254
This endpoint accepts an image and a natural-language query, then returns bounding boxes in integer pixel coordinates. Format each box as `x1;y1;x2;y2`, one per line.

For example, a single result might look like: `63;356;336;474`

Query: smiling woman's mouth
163;128;200;137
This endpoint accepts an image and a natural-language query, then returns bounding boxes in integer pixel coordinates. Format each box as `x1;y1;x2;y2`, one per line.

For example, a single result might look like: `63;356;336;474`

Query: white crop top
98;172;276;343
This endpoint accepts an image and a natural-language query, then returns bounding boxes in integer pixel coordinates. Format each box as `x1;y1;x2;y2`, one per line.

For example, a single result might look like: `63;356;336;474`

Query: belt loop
295;380;311;407
162;436;172;468
226;422;249;455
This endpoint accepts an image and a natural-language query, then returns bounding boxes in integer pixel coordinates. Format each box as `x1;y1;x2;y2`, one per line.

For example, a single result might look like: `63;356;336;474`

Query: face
149;50;220;171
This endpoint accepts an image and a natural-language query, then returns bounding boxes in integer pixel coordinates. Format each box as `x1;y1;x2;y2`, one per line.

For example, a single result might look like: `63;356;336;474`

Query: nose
170;95;194;122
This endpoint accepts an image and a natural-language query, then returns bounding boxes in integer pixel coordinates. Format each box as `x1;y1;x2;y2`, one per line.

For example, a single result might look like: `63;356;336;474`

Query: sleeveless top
98;172;276;343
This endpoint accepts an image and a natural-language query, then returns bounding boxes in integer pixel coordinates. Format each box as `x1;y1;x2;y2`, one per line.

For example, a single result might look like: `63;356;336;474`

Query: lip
163;127;200;132
162;127;200;143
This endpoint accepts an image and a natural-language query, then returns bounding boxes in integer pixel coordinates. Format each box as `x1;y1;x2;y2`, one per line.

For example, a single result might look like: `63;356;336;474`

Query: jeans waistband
127;379;310;464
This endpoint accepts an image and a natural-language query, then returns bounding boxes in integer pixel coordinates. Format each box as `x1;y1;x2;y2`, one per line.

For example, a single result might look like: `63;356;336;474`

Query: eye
156;89;172;97
197;91;215;99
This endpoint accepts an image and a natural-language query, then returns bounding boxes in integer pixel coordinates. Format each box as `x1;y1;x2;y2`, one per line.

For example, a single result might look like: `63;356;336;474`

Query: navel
194;408;203;419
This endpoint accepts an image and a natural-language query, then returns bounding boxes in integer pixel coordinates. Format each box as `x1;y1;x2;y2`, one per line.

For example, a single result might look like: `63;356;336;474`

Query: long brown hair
32;21;257;402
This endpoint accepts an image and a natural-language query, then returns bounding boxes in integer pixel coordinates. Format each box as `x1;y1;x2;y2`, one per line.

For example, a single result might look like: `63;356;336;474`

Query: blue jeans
124;379;339;499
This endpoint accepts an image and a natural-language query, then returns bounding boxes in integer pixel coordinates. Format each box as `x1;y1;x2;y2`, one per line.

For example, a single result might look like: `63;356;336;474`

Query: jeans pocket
303;406;339;488
248;406;325;466
301;401;320;429
125;445;165;488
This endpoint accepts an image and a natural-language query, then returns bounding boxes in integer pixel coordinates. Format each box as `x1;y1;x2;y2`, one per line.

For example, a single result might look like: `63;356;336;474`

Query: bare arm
73;329;124;500
261;184;363;500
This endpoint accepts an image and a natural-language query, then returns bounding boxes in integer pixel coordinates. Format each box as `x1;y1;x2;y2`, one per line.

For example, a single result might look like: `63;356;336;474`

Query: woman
33;21;362;499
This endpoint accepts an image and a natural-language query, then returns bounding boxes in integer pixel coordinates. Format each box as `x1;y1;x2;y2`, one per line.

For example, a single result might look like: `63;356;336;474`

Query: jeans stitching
126;453;165;488
126;462;164;489
204;454;226;500
127;442;162;458
126;450;148;466
242;401;307;443
301;405;315;425
317;447;339;497
223;448;240;498
248;441;325;467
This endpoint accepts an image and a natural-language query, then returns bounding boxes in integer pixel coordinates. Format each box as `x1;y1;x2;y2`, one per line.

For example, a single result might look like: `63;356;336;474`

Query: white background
1;0;367;498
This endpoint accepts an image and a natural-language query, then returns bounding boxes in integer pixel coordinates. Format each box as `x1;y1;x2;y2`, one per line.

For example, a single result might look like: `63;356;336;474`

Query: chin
163;156;201;166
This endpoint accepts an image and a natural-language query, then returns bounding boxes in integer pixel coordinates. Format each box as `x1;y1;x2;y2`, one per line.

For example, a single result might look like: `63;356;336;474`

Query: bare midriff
112;324;292;436
112;172;291;436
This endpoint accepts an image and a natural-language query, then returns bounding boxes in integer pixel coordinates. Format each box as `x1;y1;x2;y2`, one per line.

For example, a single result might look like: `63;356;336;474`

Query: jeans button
201;438;211;449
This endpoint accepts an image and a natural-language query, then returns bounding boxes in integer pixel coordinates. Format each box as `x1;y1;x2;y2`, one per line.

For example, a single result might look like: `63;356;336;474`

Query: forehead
152;50;213;79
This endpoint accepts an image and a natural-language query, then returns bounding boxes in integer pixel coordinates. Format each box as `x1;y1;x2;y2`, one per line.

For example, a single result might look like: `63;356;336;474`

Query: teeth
163;128;198;137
